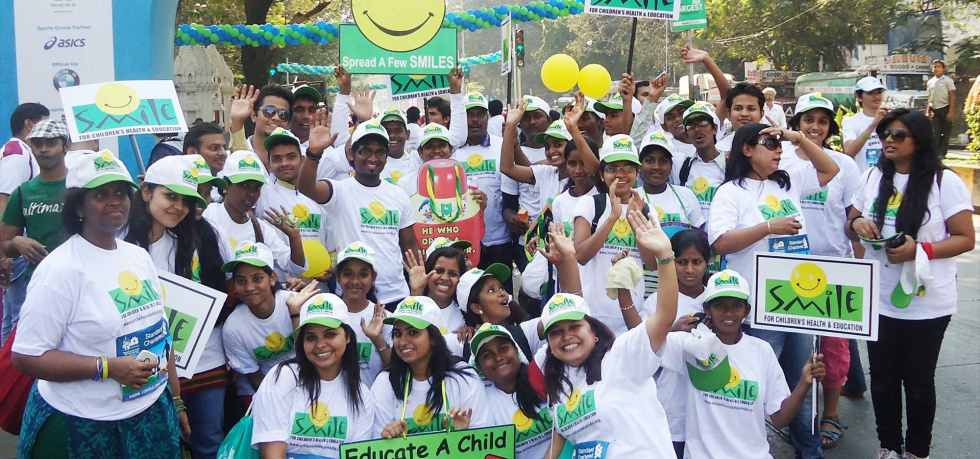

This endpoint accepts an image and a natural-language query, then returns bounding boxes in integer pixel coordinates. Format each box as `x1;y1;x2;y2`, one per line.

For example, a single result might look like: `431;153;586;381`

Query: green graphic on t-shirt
604;218;636;247
688;177;717;203
406;404;446;434
290;203;322;230
164;307;198;353
357;342;373;362
253;331;296;361
653;205;682;223
291;403;349;439
871;191;903;218
463;155;497;174
515;408;554;444
765;280;863;322
109;272;161;315
555;389;596;428
802;189;828;204
758;196;800;221
706;378;760;402
360;201;400;227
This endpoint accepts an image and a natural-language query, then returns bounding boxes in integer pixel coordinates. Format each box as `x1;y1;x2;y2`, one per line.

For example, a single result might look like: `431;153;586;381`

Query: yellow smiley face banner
753;252;880;341
58;80;188;142
340;0;457;75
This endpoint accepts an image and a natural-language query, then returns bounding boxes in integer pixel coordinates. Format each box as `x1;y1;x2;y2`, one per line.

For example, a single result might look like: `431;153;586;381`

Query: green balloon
202;29;212;37
210;34;219;43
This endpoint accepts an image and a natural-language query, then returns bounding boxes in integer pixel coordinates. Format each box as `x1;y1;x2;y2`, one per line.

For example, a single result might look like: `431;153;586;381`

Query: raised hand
286;280;321;315
230;84;258;132
648;72;667;103
308;108;338;155
539;222;576;264
564;92;586;129
680;43;710;64
402;249;435;296
264;205;301;240
335;66;352;95
627;209;672;258
448;66;465;94
619;73;635;100
361;303;387;342
444;407;473;431
347;83;377;122
505;102;527;127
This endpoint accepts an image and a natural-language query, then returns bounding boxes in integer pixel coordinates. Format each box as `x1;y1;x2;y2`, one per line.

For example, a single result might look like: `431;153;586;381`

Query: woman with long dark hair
845;108;974;459
403;245;470;334
251;293;375;459
13;151;187;458
371;296;490;438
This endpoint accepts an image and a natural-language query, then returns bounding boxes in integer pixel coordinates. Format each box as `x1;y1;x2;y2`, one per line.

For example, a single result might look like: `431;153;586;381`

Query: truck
794;54;932;113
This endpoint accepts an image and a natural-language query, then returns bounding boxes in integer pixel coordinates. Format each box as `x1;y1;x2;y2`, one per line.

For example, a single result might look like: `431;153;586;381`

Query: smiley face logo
725;364;742;389
467;154;484;168
352;0;446;52
655;206;665;222
611;218;631;239
309;402;331;427
95;82;141;116
765;194;782;212
390;170;404;183
565;389;582;412
790;262;828;299
513;409;535;432
265;332;287;352
413;404;435;426
292;204;311;222
368;201;387;219
118;271;143;297
692;177;710;195
887;191;903;210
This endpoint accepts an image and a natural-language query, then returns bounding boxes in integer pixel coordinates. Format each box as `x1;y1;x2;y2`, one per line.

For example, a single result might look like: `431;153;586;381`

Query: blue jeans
184;386;226;459
748;327;824;459
1;257;28;345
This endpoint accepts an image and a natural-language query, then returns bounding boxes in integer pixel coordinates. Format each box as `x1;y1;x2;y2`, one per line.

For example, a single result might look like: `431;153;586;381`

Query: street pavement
2;217;978;459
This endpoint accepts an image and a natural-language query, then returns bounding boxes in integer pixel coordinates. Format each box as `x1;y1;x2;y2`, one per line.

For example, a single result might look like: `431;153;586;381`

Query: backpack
678;156;695;187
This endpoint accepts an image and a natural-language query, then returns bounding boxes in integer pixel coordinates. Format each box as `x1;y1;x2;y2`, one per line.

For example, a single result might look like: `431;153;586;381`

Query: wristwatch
656;251;675;265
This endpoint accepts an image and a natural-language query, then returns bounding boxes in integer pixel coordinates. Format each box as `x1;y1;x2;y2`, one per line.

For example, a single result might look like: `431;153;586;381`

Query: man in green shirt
1;120;70;342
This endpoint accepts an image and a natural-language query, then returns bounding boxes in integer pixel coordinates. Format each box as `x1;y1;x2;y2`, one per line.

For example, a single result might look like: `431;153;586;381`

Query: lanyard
424;163;464;223
400;373;451;438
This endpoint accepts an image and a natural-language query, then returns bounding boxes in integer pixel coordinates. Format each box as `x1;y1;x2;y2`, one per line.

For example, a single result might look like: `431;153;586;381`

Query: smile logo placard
352;0;446;52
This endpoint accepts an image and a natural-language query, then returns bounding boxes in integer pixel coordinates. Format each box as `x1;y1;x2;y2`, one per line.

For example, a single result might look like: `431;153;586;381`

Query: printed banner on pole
388;75;451;102
340;425;516;459
671;0;707;31
340;24;457;75
159;271;228;378
753;253;880;341
411;159;485;266
59;80;188;142
501;12;513;76
585;0;681;20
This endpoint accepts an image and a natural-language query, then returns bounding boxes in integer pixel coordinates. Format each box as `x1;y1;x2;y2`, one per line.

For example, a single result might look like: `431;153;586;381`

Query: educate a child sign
340;425;515;459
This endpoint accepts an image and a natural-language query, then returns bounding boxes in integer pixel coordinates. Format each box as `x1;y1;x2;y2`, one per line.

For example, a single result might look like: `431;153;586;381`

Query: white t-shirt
852;168;973;320
13;235;171;420
661;332;791;459
485;384;553;459
502;146;548;234
488;115;505;138
762;103;787;129
675;152;726;215
708;165;823;302
530;164;569;216
251;363;374;458
256;179;335;254
405;123;422;153
541;324;674;458
316;145;354;181
202;202;307;280
454;135;511;246
222;290;297;394
640;185;707;229
570;195;653;335
0;138;37;195
347;303;393;386
780;146;861;257
370;363;491;437
323;178;416;304
715;134;734;157
380;153;422;192
551;186;599;227
430;300;466;335
841;112;882;172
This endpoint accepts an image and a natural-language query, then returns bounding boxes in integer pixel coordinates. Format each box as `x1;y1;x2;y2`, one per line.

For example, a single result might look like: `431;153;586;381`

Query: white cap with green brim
425;237;472;260
599;134;641;166
683;329;732;392
794;93;835;115
380;107;408;126
521;95;550;113
595;93;624;114
383;296;441;330
186;154;227;189
534;120;573;145
469;323;528;364
658;94;695;121
682;101;721;128
351;119;390;145
540;293;590;331
456;263;512;313
640;130;675;158
143;156;208;208
704;269;750;302
299;293;350;329
293;84;323;102
221;242;275;272
464;92;489;110
221;150;268;185
854;76;886;93
337;241;376;268
264;127;301;152
67;149;138;190
419;123;451;148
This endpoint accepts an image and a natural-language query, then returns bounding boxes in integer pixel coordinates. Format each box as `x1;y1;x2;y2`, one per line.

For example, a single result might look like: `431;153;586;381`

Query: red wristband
921;242;934;260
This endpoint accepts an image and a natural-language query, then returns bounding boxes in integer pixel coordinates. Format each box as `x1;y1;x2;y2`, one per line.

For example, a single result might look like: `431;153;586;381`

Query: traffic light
516;29;525;68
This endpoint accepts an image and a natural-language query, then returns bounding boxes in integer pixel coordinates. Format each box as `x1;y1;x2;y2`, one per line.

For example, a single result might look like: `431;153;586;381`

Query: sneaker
902;453;928;459
877;449;901;459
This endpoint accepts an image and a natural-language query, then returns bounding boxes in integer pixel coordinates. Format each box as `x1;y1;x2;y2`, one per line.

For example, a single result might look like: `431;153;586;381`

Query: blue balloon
454;16;463;24
318;20;327;29
271;27;280;36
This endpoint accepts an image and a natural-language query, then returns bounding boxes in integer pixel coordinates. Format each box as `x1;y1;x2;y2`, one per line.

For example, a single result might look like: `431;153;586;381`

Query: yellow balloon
541;54;580;93
578;64;612;100
301;240;332;278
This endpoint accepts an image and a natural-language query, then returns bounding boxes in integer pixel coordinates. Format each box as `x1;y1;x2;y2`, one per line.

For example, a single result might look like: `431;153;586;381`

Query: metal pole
129;135;146;175
507;72;513;105
516;64;522;100
687;30;697;100
627;18;638;75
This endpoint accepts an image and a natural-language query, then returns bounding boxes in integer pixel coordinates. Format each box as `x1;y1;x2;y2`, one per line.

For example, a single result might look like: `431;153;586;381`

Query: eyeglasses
355;148;388;159
684;119;713;131
604;164;638;173
881;129;910;143
259;105;291;122
752;137;781;151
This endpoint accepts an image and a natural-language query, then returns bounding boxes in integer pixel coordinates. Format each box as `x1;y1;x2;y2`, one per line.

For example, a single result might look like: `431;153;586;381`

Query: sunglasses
259;105;291;122
753;137;781;151
684;119;713;131
881;129;910;143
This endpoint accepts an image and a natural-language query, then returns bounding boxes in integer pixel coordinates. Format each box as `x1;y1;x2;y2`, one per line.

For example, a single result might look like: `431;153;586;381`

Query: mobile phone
692;312;707;325
887;231;906;249
136;349;159;366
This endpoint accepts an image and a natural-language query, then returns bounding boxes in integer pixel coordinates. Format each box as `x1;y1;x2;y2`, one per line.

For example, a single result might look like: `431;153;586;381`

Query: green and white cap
66;149;138;189
562;96;605;119
794;93;835;115
464;92;489;110
540;293;590;331
222;150;268;185
469;323;527;363
533;120;573;145
425;237;472;260
456;263;511;312
293;84;323;102
336;241;376;268
521;95;550;113
657;93;695;124
351;118;390;145
186;154;227;189
705;270;750;302
383;296;441;330
380;107;408;126
595;93;625;113
682;101;721;128
264;127;301;152
639;130;675;158
299;293;350;329
419;123;451;148
683;330;732;392
143;156;208;208
221;242;274;272
599;134;641;165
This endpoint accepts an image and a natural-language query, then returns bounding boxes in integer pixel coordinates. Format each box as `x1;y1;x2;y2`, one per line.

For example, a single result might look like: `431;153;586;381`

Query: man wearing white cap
378;107;421;187
675;102;726;215
502;95;552;270
289;84;323;147
843;76;888;172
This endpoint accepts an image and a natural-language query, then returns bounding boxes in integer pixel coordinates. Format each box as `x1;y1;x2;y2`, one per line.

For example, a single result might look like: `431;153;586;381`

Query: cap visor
601;153;641;165
666;100;695;114
200;175;228;189
383;315;432;331
470;329;512;356
295;87;322;102
544;311;586;332
419;135;451;148
534;131;572;145
301;317;344;329
464;103;489;110
221;258;271;273
594;103;623;114
354;133;389;146
226;173;267;185
337;254;374;269
483;263;512;282
686;355;732;392
165;184;208;209
706;290;750;303
381;115;407;125
83;173;138;190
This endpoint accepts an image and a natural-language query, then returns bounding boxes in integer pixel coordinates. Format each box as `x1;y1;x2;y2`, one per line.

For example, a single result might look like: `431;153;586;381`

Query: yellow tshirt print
369;201;386;219
765;194;782;212
309;402;330;427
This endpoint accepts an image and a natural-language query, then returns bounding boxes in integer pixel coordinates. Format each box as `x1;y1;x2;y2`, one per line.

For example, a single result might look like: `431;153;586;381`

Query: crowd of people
0;45;973;459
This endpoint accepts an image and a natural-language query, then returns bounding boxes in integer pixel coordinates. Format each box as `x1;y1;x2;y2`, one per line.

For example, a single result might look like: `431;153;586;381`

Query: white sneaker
902;453;928;459
877;449;901;459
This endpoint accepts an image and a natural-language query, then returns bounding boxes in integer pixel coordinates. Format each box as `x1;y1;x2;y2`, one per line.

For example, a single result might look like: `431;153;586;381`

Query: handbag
0;326;36;435
217;402;260;459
